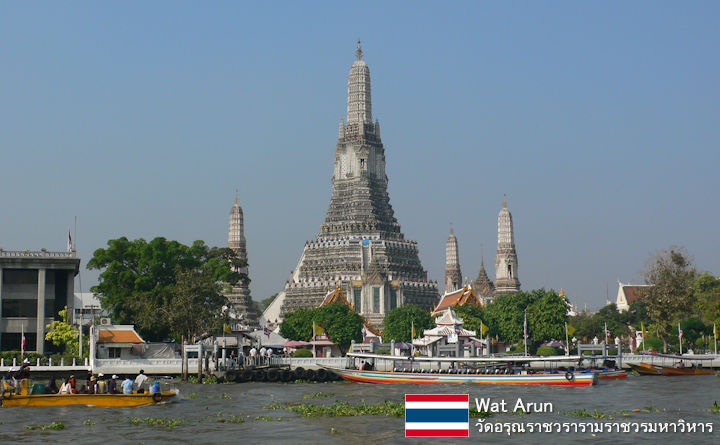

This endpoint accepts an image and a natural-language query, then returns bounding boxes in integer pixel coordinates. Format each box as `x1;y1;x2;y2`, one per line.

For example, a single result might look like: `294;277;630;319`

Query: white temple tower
495;196;520;293
279;41;438;326
444;228;462;293
226;192;259;328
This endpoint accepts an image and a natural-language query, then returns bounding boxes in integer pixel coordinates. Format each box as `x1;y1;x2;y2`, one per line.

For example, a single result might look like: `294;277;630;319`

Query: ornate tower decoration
279;41;439;326
472;256;496;304
495;196;520;294
226;192;259;328
444;228;462;294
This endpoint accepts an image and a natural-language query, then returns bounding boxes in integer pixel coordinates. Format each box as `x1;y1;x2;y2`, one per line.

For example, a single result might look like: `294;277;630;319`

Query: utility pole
523;308;528;357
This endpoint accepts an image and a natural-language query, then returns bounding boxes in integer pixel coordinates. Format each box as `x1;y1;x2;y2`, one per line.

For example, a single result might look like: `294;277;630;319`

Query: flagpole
565;322;570;356
678;322;683;356
523;308;528;357
714;323;717;356
21;323;25;357
604;321;608;344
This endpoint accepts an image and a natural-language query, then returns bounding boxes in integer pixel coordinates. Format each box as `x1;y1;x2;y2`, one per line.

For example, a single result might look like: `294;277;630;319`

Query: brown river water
1;375;718;444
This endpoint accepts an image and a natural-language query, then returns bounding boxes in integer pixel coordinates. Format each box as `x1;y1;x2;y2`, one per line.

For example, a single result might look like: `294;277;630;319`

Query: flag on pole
264;326;272;338
405;394;469;437
411;321;416;339
714;323;717;338
313;321;324;337
480;320;489;336
678;323;683;339
223;323;232;334
566;324;576;336
604;322;611;339
67;227;73;252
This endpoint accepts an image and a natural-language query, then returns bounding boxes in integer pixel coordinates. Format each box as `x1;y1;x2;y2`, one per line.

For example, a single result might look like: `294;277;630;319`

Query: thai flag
264;326;272;338
405;394;469;437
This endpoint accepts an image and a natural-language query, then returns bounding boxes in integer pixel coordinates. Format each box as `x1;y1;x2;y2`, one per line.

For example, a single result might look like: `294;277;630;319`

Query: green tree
528;289;570;342
593;303;629;339
483;292;533;342
88;237;244;341
279;307;315;341
643;247;696;352
568;311;600;342
163;268;228;342
45;307;80;356
315;303;364;353
382;304;433;342
453;304;486;336
694;272;720;327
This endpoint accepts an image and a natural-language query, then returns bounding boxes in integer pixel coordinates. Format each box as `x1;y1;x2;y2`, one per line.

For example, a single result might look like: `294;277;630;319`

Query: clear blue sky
2;2;718;310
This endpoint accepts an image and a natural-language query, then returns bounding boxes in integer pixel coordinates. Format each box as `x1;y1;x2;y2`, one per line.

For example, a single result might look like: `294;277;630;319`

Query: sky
2;2;719;311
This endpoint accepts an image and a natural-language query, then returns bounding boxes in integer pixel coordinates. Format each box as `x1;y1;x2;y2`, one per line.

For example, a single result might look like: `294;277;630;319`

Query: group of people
3;364;160;396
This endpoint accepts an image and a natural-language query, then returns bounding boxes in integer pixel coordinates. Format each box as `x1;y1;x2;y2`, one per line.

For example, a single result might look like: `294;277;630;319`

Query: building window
354;290;361;312
373;287;380;312
390;290;397;310
508;264;512;278
1;299;37;317
360;159;366;169
108;348;121;358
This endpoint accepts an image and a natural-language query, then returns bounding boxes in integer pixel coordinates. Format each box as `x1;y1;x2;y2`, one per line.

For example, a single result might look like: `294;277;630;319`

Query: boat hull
0;390;178;407
324;367;597;387
630;363;714;376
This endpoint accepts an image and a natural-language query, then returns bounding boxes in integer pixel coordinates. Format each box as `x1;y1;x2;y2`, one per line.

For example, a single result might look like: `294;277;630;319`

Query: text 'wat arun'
278;41;439;326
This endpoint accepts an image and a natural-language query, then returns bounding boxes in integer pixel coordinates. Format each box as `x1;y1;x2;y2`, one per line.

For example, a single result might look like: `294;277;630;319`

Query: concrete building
0;249;80;353
277;41;438;326
73;292;108;327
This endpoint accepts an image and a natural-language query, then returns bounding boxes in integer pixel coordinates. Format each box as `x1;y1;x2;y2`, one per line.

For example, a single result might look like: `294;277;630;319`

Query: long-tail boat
1;389;179;407
324;366;597;386
1;380;178;407
629;363;714;376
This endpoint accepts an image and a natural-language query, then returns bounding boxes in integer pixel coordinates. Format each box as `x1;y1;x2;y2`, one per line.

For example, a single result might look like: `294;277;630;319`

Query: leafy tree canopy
88;237;245;341
382;304;434;342
453;304;486;336
643;246;696;352
279;303;363;353
45;307;81;356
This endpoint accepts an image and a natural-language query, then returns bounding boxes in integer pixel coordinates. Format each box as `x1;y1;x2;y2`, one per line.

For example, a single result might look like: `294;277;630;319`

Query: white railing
0;250;77;258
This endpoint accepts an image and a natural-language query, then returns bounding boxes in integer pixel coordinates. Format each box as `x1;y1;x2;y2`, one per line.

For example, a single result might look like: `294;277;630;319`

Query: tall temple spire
346;39;372;124
277;42;438;326
495;196;520;293
444;227;462;293
226;193;258;328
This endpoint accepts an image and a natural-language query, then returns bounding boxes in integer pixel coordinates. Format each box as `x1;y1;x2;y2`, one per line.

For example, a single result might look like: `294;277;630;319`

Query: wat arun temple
258;42;521;329
268;42;439;327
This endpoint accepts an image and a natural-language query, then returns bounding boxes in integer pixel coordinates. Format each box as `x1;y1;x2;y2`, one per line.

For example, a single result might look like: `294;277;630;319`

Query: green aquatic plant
563;409;607;419
469;406;492;418
264;400;405;417
83;419;96;426
128;417;185;428
25;421;65;431
255;415;283;421
215;414;245;423
221;392;232;399
186;392;198;399
712;401;720;413
201;375;218;384
303;392;335;399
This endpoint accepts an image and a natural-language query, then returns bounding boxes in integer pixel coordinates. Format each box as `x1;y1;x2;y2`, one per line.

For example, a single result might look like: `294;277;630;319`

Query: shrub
293;348;313;358
639;337;663;352
536;346;559;356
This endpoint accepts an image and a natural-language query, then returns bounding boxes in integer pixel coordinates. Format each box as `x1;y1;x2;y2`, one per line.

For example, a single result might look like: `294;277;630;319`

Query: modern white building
0;249;81;353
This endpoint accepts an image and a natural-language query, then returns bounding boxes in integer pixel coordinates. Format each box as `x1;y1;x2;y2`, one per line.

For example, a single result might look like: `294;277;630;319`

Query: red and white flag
678;323;683;339
67;228;73;252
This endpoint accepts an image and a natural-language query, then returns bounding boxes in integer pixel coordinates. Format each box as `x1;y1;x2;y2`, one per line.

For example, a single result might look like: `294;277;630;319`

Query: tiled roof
623;286;650;302
432;285;479;315
98;329;144;344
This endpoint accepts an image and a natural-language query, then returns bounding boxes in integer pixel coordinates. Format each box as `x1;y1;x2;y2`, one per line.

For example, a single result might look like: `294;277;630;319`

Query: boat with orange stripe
323;366;598;386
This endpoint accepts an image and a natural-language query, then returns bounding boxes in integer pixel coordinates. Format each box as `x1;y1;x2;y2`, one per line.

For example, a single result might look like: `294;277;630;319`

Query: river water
1;375;718;444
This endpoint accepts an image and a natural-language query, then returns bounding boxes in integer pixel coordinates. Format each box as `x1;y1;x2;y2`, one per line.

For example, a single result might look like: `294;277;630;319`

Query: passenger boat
0;389;179;407
629;363;715;376
324;366;598;387
594;369;628;380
